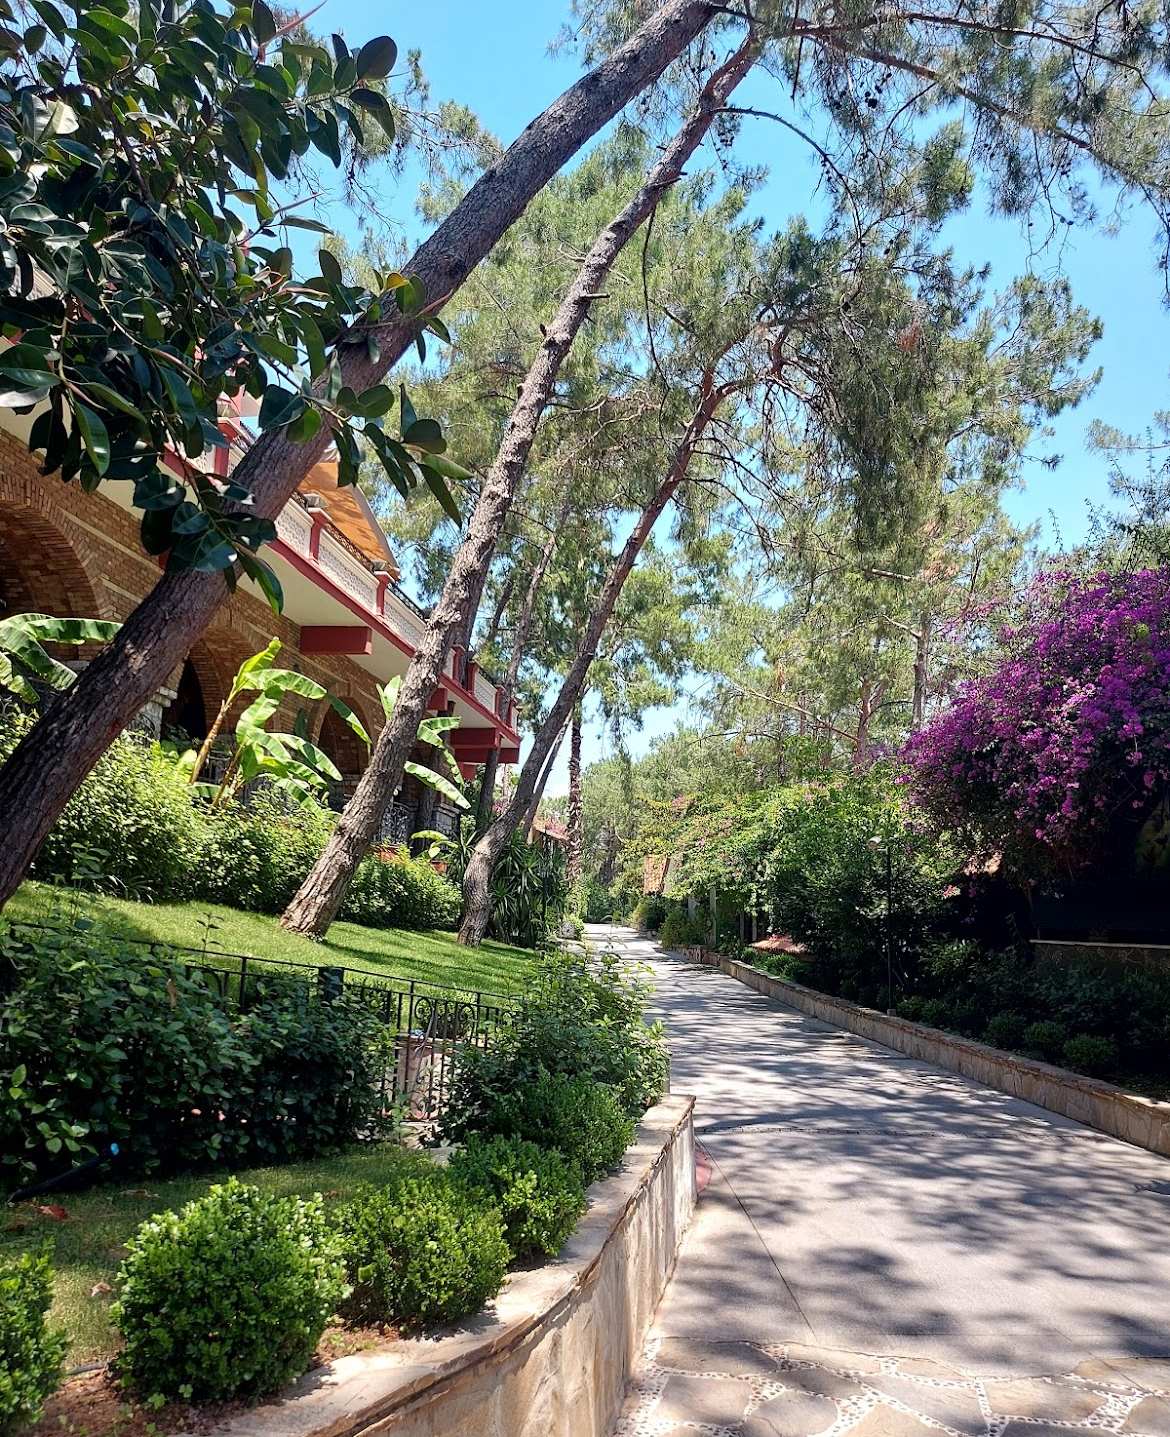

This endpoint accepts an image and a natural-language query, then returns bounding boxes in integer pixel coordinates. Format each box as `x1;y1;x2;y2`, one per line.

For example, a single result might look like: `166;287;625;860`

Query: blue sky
326;0;1170;788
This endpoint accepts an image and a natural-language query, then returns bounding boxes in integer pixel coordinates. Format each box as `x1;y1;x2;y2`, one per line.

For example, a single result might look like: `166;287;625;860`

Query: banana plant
378;676;469;810
0;613;120;704
177;639;370;809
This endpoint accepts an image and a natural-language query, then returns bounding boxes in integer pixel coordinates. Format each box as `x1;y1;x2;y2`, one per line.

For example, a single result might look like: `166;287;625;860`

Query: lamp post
868;835;895;1015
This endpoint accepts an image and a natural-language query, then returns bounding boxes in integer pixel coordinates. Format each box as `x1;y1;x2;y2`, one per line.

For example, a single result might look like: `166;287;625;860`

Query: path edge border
687;950;1170;1158
180;1094;697;1437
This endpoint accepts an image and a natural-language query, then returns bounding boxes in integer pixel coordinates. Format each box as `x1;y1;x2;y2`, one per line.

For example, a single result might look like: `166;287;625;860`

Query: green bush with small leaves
0;1251;66;1437
1061;1033;1118;1077
478;1070;636;1185
983;1012;1029;1051
111;1180;346;1404
1021;1019;1068;1062
194;794;334;915
1;920;396;1187
658;908;710;949
443;951;667;1149
336;1171;509;1333
340;846;461;931
0;713;202;902
630;894;667;931
448;1134;587;1261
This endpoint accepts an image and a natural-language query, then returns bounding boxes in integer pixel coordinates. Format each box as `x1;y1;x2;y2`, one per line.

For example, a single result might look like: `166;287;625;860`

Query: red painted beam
499;746;521;764
300;624;373;656
428;687;449;712
451;728;501;755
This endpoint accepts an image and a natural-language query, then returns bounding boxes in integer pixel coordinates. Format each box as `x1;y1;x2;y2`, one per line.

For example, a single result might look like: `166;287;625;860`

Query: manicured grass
6;882;534;996
0;1144;423;1367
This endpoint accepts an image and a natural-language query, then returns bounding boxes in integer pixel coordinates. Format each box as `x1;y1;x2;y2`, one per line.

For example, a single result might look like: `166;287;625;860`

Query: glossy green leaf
74;400;110;474
257;384;305;430
355;35;397;79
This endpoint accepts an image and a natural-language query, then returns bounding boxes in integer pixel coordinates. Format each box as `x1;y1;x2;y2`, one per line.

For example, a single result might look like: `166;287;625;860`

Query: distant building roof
750;934;805;955
297;460;399;575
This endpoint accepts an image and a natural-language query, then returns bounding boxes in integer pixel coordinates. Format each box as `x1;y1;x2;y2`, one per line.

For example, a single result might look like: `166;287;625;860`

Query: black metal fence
14;922;522;1123
189;949;520;1121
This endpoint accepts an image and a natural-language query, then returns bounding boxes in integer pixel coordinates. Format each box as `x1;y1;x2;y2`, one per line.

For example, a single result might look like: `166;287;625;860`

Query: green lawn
0;1145;422;1366
6;882;534;996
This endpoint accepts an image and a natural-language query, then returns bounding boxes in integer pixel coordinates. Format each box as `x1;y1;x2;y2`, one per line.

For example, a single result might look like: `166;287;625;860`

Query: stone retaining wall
181;1095;696;1437
688;949;1170;1159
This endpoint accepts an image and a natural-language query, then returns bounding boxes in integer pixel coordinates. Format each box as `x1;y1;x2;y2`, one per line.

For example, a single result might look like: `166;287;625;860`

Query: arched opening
0;501;104;622
160;659;208;743
318;703;367;811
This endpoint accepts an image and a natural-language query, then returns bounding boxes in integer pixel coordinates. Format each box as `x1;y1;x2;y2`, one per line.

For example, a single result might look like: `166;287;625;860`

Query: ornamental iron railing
16;922;520;1124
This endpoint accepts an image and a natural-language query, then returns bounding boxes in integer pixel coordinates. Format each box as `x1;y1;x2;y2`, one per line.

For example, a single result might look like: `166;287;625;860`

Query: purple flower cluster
904;568;1170;874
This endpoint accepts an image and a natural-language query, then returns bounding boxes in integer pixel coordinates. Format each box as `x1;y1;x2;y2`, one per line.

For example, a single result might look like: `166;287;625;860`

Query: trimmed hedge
111;1181;346;1403
0;1251;65;1436
448;1134;587;1260
336;1171;509;1332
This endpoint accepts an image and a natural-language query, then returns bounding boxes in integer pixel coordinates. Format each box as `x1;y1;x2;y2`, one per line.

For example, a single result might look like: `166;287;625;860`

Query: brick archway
0;479;109;622
161;629;256;741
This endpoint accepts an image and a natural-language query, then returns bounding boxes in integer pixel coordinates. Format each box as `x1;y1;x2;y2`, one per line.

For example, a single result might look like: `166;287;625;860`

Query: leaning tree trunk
458;384;725;946
280;38;757;938
523;716;570;840
0;0;721;910
475;503;569;834
567;701;584;890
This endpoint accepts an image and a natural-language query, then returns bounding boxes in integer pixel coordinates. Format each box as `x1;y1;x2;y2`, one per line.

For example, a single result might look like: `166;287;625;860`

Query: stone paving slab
614;1339;1170;1437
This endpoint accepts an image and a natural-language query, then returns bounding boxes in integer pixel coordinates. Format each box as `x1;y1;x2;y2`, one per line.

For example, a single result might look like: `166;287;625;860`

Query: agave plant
0;613;120;704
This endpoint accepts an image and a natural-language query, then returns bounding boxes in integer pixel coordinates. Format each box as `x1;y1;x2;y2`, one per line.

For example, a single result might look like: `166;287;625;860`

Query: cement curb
177;1094;697;1437
680;947;1170;1159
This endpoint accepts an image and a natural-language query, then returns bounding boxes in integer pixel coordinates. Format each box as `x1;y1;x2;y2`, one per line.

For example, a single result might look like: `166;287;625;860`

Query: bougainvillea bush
905;568;1170;878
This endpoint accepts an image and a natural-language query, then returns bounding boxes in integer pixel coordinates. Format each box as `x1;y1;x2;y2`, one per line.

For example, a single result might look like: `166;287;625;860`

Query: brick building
0;403;521;843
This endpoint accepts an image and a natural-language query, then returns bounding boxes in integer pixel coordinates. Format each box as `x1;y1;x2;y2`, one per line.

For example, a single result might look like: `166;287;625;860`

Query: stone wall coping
179;1093;696;1437
681;945;1170;1158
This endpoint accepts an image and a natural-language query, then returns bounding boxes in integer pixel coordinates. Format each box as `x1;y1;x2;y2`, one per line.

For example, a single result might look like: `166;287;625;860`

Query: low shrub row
2;940;664;1421
8;1063;632;1415
738;934;1170;1086
1;918;395;1188
658;908;711;949
0;717;459;930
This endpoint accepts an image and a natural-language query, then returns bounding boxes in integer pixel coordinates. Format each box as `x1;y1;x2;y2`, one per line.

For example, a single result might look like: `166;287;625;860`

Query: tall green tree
0;0;722;906
280;34;760;935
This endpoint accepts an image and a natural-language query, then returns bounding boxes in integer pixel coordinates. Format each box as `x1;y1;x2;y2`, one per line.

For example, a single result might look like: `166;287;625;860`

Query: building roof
296;460;399;575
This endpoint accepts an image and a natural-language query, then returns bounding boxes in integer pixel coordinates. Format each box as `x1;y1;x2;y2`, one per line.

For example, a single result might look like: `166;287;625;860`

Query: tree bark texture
0;0;720;910
457;384;724;946
567;701;584;889
280;36;755;937
475;503;568;831
523;718;569;839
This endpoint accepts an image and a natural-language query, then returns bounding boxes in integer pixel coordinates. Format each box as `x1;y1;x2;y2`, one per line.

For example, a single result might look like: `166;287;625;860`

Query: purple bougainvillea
904;568;1170;877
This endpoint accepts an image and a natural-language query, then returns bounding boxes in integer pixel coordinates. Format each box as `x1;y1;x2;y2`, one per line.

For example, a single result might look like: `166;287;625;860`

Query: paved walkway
584;926;1170;1437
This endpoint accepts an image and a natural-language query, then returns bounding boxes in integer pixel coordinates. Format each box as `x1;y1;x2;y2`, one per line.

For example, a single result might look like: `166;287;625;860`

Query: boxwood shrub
336;1171;509;1332
475;1070;635;1185
0;1251;65;1437
340;845;461;931
111;1180;346;1404
448;1134;587;1261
